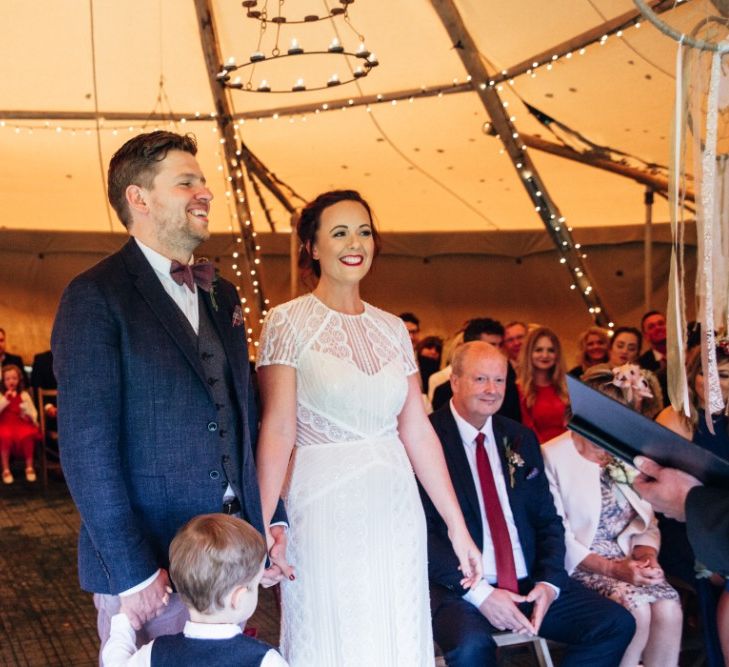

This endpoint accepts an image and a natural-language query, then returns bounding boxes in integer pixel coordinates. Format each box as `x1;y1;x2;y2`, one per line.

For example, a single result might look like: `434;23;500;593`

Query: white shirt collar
135;237;194;275
448;399;495;449
183;621;243;640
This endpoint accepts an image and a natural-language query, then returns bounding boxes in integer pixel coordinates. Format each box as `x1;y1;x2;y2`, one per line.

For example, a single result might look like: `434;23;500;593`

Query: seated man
421;341;636;666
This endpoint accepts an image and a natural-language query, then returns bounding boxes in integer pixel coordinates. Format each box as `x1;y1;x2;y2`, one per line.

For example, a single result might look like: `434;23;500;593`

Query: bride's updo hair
297;190;382;280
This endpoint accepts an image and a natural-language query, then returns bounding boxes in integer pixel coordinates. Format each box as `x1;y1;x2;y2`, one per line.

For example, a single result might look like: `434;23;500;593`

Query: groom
421;341;635;666
52;131;286;654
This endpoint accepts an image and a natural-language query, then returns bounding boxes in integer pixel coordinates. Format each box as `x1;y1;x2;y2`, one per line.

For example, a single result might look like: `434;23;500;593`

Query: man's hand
263;525;294;587
119;570;172;631
633;456;702;521
479;588;535;635
525;583;556;634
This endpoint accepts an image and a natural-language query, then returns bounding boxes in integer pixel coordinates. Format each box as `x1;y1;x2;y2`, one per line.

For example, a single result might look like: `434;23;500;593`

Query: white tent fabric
2;0;710;234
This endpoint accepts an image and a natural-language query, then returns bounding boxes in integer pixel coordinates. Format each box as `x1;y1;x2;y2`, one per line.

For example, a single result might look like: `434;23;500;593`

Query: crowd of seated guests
401;308;726;666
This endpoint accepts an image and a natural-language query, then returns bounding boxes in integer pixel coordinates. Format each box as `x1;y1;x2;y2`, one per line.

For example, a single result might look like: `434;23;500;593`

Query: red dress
0;392;41;453
519;384;567;444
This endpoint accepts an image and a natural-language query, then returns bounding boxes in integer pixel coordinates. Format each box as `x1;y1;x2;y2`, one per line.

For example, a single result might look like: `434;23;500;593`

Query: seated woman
543;364;681;667
0;364;41;484
656;343;729;667
609;327;642;366
568;326;610;378
517;326;569;443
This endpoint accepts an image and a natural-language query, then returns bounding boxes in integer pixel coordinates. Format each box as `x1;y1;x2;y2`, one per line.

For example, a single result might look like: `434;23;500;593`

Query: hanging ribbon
667;35;691;417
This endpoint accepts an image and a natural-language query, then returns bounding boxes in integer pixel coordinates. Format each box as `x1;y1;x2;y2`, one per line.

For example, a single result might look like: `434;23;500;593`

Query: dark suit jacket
686;486;729;576
51;239;269;595
431;363;521;423
637;349;661;373
422;406;569;598
31;350;56;391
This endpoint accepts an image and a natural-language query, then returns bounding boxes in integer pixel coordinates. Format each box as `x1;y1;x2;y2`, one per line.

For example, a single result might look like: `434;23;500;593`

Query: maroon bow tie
170;260;215;292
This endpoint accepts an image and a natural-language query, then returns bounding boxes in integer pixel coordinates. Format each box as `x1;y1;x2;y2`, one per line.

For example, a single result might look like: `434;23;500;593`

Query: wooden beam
520;133;695;202
431;0;613;327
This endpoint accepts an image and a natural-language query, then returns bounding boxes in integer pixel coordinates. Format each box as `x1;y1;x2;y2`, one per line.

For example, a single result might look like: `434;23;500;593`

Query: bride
256;190;482;667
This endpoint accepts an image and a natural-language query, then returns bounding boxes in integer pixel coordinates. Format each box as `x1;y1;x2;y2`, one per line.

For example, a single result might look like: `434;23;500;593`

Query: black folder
566;375;729;485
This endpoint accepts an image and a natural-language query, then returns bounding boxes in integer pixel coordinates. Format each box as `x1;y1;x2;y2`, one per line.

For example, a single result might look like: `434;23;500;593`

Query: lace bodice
257;293;418;446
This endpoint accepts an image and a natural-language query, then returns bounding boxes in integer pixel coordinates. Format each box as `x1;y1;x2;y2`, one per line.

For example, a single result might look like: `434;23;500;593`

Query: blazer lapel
121;240;211;395
491;419;514;496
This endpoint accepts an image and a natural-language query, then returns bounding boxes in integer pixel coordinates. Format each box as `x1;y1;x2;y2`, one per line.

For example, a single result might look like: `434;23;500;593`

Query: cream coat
542;431;660;574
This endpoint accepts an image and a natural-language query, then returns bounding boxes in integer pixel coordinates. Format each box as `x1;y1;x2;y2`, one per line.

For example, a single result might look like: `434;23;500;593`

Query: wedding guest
502;321;528;372
568;326;610;378
416;335;443;394
638;312;667;372
0;364;40;484
518;327;569;444
609;327;642;367
102;514;287;667
424;342;635;667
655;343;729;667
256;190;481;666
399;312;421;347
0;328;28;386
543;363;681;667
432;319;521;422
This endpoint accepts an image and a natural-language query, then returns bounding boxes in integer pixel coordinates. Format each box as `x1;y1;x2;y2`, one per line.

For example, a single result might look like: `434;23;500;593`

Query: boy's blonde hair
169;514;266;613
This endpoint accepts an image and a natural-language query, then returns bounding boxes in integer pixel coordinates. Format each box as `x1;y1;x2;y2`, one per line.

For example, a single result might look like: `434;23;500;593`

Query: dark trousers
432;579;636;667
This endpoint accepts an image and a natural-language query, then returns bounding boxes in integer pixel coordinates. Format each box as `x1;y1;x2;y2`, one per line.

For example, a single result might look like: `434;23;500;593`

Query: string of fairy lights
1;15;663;328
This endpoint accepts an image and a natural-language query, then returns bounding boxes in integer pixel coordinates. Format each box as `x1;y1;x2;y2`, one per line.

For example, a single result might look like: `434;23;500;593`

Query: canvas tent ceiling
1;0;710;235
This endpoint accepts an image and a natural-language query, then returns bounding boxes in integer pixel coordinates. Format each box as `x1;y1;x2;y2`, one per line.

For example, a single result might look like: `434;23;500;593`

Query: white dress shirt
135;238;201;334
449;402;529;607
102;614;288;667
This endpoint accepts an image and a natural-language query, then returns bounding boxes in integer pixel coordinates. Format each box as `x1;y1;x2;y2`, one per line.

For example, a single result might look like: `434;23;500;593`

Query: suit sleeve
686;485;729;576
418;479;469;594
52;277;158;593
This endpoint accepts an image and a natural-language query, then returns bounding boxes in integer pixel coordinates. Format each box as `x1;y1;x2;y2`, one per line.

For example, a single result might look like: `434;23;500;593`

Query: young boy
102;514;288;666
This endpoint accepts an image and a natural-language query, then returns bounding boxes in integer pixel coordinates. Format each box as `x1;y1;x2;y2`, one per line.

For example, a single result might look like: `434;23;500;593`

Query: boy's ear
229;584;249;609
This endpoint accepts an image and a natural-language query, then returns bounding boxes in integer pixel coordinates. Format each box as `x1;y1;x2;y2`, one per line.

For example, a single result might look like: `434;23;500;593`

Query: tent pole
193;0;269;345
430;0;612;328
644;187;654;311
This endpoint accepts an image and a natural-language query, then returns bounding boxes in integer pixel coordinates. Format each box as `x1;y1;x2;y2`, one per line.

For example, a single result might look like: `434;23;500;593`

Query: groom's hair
169;514;266;613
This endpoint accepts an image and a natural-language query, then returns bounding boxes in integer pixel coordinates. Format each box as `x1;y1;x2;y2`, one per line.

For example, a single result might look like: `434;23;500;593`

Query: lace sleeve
256;306;298;369
396;319;419;376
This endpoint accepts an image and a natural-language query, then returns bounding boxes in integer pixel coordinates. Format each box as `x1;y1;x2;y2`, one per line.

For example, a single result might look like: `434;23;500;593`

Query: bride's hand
450;528;483;589
262;525;295;587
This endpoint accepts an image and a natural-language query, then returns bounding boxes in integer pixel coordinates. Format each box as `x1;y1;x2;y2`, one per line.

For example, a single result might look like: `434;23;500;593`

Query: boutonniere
232;304;245;327
604;457;638;485
209;271;220;312
503;436;525;488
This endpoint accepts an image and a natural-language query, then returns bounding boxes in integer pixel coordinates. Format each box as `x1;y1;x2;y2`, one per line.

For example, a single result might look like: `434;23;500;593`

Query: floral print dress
572;469;679;610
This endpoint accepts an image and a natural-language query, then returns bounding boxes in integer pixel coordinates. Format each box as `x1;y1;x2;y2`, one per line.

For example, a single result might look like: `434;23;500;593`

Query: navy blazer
423;406;569;595
52;239;268;594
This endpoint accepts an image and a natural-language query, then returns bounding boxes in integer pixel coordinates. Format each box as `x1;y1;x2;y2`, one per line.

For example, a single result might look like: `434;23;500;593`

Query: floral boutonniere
604;457;638;485
209;273;219;312
503;436;525;488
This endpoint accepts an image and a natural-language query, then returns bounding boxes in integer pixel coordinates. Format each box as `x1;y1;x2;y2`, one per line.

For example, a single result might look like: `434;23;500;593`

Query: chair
435;632;554;667
37;388;61;491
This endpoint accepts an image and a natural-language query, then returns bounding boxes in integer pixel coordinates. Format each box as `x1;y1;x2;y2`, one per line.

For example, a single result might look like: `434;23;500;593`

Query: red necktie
475;432;519;593
169;260;215;293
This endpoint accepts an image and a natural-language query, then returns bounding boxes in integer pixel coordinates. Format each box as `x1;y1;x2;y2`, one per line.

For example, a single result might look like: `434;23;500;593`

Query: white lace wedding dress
257;293;434;667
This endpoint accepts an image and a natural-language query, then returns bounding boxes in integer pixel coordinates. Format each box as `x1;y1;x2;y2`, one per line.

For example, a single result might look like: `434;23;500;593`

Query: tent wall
0;224;694;367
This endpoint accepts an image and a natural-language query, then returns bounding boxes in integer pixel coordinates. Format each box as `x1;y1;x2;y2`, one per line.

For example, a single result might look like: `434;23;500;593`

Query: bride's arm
398;375;482;588
256;364;298;527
